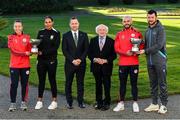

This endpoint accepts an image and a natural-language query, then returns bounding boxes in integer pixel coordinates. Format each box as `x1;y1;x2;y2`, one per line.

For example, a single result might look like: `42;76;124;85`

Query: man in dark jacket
62;17;89;109
139;10;168;114
88;24;116;111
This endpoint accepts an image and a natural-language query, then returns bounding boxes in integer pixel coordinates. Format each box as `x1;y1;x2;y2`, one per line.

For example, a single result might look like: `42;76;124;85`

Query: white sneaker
48;101;57;110
113;102;124;112
133;102;139;112
158;105;167;114
144;103;159;112
35;101;43;110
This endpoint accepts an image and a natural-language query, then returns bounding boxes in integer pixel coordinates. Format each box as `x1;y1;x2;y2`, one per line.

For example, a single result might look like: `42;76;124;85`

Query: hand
72;59;81;66
72;60;78;66
25;51;31;56
126;50;133;56
76;59;82;65
101;59;108;64
93;58;100;63
138;49;145;54
38;51;42;55
97;59;107;65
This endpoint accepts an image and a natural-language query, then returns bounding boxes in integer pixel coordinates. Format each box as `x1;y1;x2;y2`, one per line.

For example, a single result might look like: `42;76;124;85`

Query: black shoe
66;103;73;109
78;103;86;108
94;104;102;110
101;105;110;111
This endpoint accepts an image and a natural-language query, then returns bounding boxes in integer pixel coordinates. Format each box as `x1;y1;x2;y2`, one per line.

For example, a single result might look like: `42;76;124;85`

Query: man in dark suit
88;24;117;111
62;17;89;109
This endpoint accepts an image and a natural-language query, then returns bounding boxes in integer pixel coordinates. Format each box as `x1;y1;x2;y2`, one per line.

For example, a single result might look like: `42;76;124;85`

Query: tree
168;0;179;3
0;18;7;31
0;0;73;14
147;0;156;4
97;0;110;5
122;0;134;5
0;17;8;48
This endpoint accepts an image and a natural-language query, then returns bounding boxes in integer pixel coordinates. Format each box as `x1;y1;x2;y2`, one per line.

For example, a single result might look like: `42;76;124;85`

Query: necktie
99;37;104;51
74;32;78;47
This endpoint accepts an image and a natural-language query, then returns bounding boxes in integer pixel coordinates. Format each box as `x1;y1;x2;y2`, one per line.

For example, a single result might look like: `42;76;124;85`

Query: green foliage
0;0;73;14
97;0;110;5
0;36;7;48
168;0;179;3
122;0;134;5
0;18;8;48
147;0;156;4
0;18;8;30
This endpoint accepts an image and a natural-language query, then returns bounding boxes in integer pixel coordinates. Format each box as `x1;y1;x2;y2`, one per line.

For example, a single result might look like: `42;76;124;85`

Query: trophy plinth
130;38;142;52
30;39;41;53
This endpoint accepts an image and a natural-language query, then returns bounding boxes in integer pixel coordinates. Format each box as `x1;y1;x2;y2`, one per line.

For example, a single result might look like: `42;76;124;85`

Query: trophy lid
130;38;142;44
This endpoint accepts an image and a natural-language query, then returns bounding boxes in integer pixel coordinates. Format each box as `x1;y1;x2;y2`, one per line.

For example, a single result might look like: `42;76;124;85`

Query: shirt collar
71;30;79;34
99;36;106;40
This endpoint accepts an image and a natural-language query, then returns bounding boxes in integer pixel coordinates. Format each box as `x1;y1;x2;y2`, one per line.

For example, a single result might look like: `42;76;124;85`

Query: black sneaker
94;104;102;110
66;103;73;109
78;103;86;108
101;105;110;111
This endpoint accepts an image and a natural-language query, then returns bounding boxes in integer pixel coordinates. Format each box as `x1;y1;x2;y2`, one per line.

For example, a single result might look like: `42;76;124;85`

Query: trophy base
131;47;139;52
31;48;38;53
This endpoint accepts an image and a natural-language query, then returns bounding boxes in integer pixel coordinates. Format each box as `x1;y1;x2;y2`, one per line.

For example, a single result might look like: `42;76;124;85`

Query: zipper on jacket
149;29;153;65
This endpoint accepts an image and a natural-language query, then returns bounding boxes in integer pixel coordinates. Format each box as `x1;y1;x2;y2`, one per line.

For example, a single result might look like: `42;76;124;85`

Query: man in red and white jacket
113;16;144;113
8;20;31;112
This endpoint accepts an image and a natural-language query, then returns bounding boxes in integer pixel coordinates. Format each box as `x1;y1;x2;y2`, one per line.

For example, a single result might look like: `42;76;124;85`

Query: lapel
95;36;101;52
77;31;83;48
103;36;108;51
69;31;77;48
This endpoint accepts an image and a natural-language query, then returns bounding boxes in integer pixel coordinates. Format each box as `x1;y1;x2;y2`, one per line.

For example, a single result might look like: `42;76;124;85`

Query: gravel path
0;75;179;119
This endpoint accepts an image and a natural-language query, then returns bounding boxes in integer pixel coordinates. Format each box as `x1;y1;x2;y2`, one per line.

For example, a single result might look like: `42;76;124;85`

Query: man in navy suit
62;17;89;109
88;24;116;111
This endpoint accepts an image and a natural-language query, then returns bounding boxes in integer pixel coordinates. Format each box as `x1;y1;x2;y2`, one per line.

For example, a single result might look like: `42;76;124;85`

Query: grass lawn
0;3;180;104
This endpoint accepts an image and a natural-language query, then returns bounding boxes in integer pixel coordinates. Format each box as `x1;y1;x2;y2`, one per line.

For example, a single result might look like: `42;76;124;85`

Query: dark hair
14;19;23;24
69;16;78;23
44;16;54;22
71;16;78;20
71;16;77;20
147;9;157;16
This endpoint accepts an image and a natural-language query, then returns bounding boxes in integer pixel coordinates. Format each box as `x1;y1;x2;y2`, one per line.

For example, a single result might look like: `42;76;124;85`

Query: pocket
158;51;167;59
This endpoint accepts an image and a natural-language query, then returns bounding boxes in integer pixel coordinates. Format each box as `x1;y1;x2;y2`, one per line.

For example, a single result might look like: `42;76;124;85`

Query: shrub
97;0;110;5
122;0;134;5
0;18;8;30
168;0;179;3
0;0;73;14
0;36;7;48
147;0;156;4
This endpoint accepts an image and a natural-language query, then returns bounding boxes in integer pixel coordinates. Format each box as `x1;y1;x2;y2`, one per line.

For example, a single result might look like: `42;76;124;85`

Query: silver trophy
130;38;142;52
30;39;41;53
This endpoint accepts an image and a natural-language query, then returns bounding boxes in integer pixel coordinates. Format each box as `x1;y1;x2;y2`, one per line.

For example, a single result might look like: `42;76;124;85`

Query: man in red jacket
8;20;31;112
113;16;144;112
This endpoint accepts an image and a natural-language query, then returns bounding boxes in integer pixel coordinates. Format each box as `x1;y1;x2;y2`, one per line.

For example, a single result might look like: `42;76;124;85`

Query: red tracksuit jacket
114;27;144;66
8;33;31;68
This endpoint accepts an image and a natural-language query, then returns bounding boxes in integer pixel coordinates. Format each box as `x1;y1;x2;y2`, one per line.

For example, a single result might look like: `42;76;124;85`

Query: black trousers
65;64;85;105
119;65;139;101
148;64;168;106
37;59;57;98
10;68;30;103
93;71;111;106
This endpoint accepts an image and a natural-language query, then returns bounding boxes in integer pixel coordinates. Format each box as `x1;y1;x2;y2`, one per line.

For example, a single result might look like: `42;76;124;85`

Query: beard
148;20;157;26
124;24;132;29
